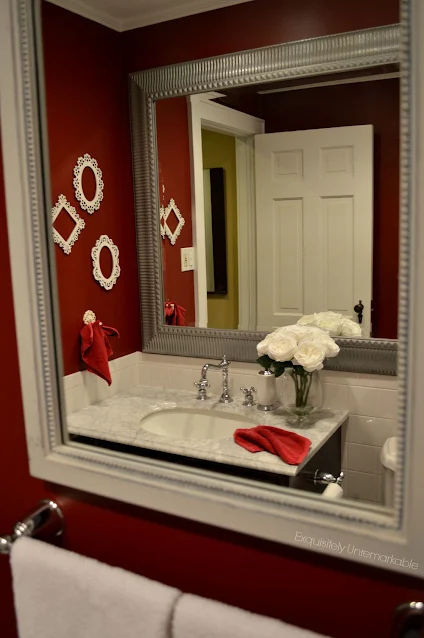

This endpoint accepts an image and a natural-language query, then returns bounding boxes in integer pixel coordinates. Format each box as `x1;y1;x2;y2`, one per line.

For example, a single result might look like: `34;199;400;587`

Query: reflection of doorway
255;125;373;336
188;94;264;329
202;134;237;329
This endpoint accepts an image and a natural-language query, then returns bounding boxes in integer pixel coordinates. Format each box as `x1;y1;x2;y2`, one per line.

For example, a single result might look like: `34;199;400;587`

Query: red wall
123;0;400;72
2;3;423;638
262;79;400;339
156;98;195;326
42;3;141;375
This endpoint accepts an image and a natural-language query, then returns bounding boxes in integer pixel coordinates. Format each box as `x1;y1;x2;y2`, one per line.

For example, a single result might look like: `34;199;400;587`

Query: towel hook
0;500;64;555
83;310;96;325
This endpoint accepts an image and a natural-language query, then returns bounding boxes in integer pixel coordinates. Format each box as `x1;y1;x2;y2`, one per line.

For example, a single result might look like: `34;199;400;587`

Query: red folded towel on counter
165;301;186;326
234;426;311;465
80;320;120;386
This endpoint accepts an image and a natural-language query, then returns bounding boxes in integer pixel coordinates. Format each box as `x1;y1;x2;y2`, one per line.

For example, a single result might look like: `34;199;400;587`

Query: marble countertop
67;385;348;477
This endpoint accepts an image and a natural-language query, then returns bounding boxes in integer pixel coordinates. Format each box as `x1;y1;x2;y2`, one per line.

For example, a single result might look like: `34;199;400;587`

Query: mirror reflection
158;68;400;338
38;0;399;516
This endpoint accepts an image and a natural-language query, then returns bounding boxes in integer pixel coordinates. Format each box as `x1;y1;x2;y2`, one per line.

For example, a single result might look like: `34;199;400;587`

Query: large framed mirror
129;25;399;374
2;0;424;577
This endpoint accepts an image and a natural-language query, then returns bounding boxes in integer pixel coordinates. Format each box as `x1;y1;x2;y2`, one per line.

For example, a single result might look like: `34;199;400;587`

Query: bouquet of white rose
256;325;340;423
257;324;340;374
297;311;362;337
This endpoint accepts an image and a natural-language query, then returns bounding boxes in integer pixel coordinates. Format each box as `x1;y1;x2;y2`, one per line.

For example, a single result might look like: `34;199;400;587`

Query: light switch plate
181;247;195;272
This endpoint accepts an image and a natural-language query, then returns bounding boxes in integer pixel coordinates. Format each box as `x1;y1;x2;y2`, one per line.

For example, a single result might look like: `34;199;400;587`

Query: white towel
173;594;328;638
11;537;181;638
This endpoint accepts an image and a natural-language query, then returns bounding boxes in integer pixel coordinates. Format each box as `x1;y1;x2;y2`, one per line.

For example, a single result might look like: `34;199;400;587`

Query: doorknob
354;300;364;324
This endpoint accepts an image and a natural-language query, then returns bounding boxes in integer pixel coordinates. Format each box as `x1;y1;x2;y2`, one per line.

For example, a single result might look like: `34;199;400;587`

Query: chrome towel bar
0;500;64;555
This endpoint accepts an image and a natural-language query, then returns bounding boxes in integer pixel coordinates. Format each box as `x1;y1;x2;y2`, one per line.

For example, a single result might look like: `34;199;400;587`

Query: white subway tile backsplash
230;373;257;399
82;371;113;404
139;352;208;369
346;470;380;503
169;367;198;391
321;371;397;390
348;386;398;419
347;443;381;474
109;352;139;372
322;383;349;410
64;354;139;413
138;364;151;386
346;415;398;446
149;364;171;388
113;366;139;392
63;371;84;391
65;384;90;414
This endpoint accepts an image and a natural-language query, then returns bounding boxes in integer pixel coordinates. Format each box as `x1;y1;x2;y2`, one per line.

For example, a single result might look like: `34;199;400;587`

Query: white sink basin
140;408;255;441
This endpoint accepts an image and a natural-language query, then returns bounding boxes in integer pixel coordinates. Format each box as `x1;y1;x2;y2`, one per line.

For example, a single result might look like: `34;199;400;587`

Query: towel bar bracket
0;500;64;555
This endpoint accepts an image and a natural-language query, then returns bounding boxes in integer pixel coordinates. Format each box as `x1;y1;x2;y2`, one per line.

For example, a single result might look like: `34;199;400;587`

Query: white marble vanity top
67;385;348;477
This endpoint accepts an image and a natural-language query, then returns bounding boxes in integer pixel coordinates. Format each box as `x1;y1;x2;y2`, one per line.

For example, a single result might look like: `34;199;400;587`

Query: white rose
293;341;326;372
292;325;326;342
297;314;316;326
273;326;290;335
313;334;340;358
319;336;340;358
340;318;362;338
267;334;298;362
279;324;321;343
256;333;273;356
315;312;343;337
316;311;343;319
298;328;340;359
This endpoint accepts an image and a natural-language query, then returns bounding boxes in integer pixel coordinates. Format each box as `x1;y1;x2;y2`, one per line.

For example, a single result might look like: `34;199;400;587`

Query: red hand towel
164;301;186;326
80;320;120;386
234;426;311;465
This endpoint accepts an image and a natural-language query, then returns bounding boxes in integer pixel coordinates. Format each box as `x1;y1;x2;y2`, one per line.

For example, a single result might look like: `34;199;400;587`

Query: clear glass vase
280;368;322;426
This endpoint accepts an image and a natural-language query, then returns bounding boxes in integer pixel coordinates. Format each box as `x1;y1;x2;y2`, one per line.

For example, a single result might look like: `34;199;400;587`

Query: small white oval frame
51;194;85;255
73;153;104;213
91;235;120;290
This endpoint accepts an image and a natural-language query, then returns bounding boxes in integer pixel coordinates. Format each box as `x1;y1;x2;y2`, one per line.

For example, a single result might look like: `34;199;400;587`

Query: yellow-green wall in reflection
202;129;239;329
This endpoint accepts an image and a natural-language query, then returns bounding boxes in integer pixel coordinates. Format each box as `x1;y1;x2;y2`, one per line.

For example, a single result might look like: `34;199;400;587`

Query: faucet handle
240;386;256;406
194;378;210;401
194;379;210;389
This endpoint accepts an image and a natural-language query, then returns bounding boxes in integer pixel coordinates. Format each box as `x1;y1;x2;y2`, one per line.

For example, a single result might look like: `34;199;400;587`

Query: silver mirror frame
129;24;401;375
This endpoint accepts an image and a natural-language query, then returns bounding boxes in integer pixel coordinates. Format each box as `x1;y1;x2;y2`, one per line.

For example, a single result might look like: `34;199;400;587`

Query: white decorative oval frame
73;153;104;213
51;194;85;255
91;235;120;290
160;198;185;245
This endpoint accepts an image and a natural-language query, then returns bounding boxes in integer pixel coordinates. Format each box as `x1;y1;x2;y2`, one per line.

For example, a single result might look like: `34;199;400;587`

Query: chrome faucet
194;355;233;403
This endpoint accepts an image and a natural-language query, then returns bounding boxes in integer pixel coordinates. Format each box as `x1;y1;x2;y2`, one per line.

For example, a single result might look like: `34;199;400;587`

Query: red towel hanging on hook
164;301;186;326
80;320;120;385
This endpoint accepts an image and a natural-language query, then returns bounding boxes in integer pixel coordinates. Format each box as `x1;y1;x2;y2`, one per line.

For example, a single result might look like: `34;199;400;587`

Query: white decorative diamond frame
3;0;424;578
159;205;166;238
91;235;120;290
73;153;104;213
51;194;85;255
160;198;185;245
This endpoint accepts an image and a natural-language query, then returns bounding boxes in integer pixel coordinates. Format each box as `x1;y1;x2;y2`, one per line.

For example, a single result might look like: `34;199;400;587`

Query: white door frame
188;94;264;328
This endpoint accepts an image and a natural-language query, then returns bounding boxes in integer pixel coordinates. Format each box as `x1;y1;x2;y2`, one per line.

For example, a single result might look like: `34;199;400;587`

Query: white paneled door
255;125;373;336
